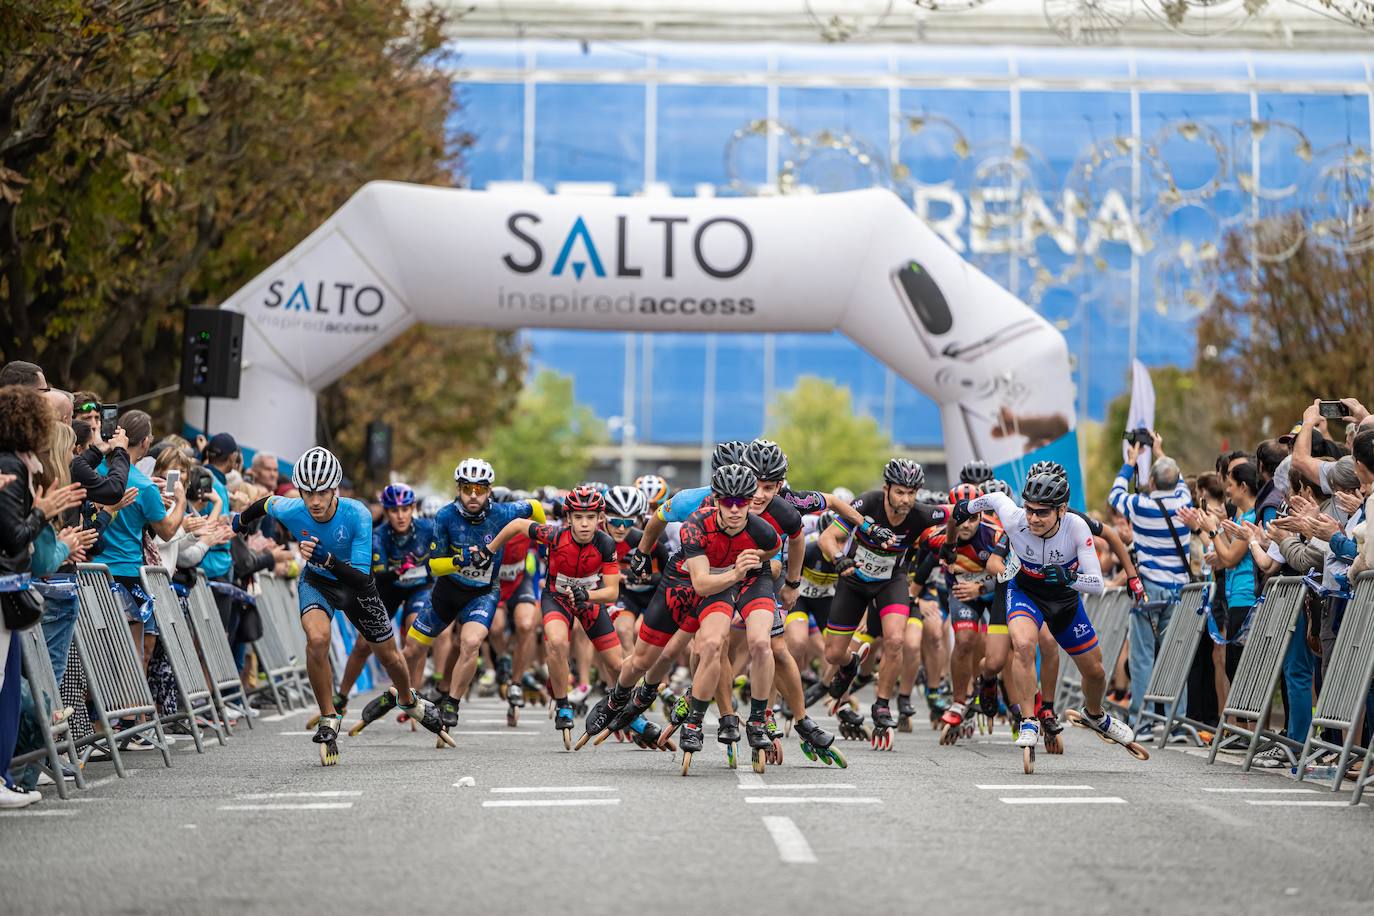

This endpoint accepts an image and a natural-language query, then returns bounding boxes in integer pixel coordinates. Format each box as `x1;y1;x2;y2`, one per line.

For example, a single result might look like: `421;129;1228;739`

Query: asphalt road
4;685;1373;916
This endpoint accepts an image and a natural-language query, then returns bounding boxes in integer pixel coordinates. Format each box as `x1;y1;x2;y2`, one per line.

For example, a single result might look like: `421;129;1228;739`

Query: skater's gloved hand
860;517;897;546
568;583;590;607
1127;576;1146;605
834;556;857;577
1041;563;1077;587
467;543;494;570
627;548;651;581
951;499;974;525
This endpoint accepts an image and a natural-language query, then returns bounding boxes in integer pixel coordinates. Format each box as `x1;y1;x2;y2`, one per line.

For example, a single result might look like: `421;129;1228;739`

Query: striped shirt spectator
1109;456;1192;587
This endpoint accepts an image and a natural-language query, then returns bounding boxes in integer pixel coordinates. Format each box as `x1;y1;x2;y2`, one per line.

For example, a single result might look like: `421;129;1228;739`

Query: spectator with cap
1109;432;1194;738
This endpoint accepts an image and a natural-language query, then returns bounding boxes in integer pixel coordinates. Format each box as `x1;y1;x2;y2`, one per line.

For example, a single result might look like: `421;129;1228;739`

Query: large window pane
534;83;645;193
454;82;524;187
656;85;768;195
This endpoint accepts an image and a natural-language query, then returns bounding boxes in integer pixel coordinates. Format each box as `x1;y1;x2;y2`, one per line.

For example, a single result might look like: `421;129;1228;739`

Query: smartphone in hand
164;469;181;496
1319;400;1346;420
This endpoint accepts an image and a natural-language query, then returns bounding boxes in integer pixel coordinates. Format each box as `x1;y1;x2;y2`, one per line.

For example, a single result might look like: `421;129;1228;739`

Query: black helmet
711;440;749;472
1021;472;1070;507
744;438;788;481
959;460;994;485
981;479;1013;498
1028;460;1067;480
711;463;759;499
883;458;925;489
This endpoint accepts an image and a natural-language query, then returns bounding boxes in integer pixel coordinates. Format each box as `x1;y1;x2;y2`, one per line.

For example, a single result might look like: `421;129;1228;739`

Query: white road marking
279;731;320;736
762;816;817;864
737;783;858;790
489;786;618;794
735;773;765;789
481;798;621;808
454;731;539;736
0;809;80;816
261;708;310;722
976;784;1094;791
998;797;1127;805
236;791;363;799
744;797;882;805
1244;800;1359;807
85;776;117;789
1200;787;1317;794
219;803;354;811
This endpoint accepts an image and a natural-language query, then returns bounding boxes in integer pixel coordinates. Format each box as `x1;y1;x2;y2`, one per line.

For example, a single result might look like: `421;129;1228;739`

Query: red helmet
949;483;982;505
563;485;605;514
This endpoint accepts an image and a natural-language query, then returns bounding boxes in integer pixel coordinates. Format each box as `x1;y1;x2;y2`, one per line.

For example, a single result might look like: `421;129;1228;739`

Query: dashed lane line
762;816;817;864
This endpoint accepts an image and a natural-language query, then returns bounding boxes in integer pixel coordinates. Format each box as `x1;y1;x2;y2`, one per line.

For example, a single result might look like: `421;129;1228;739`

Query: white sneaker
1083;710;1135;745
0;785;41;808
1015;720;1041;748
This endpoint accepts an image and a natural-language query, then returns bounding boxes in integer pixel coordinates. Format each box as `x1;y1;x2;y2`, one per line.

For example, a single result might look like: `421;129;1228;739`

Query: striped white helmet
635;474;668;505
292;447;343;492
605;485;646;519
453;458;495;485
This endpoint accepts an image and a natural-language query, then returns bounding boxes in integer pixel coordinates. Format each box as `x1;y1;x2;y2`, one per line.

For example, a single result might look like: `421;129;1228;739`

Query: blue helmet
381;483;416;508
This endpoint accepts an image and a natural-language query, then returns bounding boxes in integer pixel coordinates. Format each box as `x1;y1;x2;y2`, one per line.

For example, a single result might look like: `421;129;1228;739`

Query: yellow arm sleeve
527;499;547;524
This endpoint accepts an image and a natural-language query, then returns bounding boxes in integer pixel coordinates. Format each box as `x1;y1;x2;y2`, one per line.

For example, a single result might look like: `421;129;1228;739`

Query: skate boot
1037;703;1065;754
836;706;868;741
522;671;548;706
745;717;773;773
678;712;706;776
1065;708;1150;760
627;715;674;751
803;678;829;710
313;714;343;766
870;700;897;751
939;701;968;746
1016;716;1040;774
826;643;872;710
477;665;497;698
554;701;575;750
398;690;457;749
927;682;952;729
718;714;741;769
974;675;1001;733
607;682;657;735
507;682;525;727
897;694;916;733
347;689;398;736
567;682;591;716
763;709;785;765
495;654;513;698
575;691;620;751
796;716;847;768
437;694;460;732
307;692;348;730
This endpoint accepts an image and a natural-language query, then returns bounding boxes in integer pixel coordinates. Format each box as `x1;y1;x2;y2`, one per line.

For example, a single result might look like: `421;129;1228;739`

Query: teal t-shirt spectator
92;464;166;577
198;473;233;579
1225;507;1257;608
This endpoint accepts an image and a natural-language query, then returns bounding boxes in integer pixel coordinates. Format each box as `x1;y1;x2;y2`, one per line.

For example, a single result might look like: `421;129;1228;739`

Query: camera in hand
1318;400;1346;420
99;403;119;439
186;466;215;503
1122;427;1154;448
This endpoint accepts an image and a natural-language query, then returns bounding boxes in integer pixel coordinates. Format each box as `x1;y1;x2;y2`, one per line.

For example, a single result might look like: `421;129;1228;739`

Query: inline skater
361;458;543;741
490;487;545;722
817;458;947;749
603;485;667;653
788;511;838;686
635;474;669;514
231;449;452;764
958;460;995;487
954;473;1148;773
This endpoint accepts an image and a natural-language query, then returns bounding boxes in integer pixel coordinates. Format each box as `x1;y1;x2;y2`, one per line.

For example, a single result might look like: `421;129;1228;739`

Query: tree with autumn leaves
0;1;524;484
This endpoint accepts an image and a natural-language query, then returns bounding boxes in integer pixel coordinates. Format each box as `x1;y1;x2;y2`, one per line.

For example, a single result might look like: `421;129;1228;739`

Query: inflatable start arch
190;183;1081;487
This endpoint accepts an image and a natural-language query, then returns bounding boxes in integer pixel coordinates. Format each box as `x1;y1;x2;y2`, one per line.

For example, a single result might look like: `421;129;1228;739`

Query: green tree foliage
464;370;607;491
1;1;522;452
766;376;893;493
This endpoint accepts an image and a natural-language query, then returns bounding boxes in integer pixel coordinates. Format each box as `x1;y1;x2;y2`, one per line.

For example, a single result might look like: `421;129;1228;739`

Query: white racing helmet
292;447;343;493
605;485;647;518
454;458;495;485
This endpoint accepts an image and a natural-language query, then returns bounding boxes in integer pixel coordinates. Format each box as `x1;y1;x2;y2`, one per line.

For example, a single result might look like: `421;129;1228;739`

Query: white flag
1124;359;1156;483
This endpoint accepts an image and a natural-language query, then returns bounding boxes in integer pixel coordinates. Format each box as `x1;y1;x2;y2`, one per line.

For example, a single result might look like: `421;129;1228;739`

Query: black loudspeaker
366;421;392;478
179;307;243;399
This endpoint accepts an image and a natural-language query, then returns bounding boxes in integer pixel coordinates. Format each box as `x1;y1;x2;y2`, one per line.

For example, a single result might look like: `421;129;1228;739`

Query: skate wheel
828;747;848;769
752;749;765;774
573;731;594;751
898;716;912;734
1064;709;1087;729
409;718;417;731
783;719;792;737
347;722;367;738
1126;741;1150;761
773;739;784;766
592;730;612;746
498;683;508;700
681;751;693;777
562;729;572;751
726;742;737;769
962;725;973;739
508;709;519;727
657;723;680;749
548;704;555;719
1023;745;1035;774
438;729;456;748
939;723;956;746
799;741;818;762
1044;734;1064;755
320;741;339;767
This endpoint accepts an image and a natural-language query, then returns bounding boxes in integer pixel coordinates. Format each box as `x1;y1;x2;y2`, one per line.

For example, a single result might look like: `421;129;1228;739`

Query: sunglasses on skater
606;517;635;528
716;496;750;509
458;483;491;497
1024;504;1058;519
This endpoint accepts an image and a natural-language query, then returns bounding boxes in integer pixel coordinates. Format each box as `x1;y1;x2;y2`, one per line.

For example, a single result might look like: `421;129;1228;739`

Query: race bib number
955;572;990;587
852;545;897;580
555;572;600;592
398;565;428;585
498;561;524;583
799;577;833;599
998;551;1020;583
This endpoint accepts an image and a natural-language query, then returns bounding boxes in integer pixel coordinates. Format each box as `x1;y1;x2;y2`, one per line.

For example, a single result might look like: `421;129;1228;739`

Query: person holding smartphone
69;407;131;507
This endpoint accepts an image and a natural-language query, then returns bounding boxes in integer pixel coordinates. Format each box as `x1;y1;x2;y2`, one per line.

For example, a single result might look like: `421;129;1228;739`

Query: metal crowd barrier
1137;583;1212;747
140;567;226;752
186;572;253;730
75;564;172;776
1300;572;1374;797
15;624;86;799
253;574;313;711
1207;575;1306;771
1054;588;1130;713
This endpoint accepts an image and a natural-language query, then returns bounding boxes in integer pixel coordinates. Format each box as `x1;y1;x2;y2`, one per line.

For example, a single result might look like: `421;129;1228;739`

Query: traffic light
366;421;392;479
180;307;243;399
